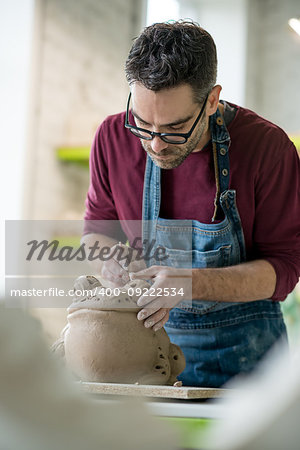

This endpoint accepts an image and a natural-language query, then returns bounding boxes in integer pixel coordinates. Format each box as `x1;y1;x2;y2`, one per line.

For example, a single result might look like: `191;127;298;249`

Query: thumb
130;266;159;280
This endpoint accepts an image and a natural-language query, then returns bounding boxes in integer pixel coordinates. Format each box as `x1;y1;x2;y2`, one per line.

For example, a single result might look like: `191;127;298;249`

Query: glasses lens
128;126;187;144
129;128;152;140
161;135;187;144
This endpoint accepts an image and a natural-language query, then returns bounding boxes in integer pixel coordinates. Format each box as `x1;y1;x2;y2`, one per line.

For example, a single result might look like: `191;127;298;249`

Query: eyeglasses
124;92;209;144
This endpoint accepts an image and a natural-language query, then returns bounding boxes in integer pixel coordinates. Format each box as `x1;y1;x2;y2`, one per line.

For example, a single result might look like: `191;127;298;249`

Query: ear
206;85;222;116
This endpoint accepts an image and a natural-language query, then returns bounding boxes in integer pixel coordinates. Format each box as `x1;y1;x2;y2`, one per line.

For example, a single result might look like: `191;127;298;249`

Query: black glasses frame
124;92;209;144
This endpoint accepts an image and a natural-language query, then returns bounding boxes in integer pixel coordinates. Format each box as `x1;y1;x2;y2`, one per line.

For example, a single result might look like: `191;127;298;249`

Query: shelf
56;146;90;167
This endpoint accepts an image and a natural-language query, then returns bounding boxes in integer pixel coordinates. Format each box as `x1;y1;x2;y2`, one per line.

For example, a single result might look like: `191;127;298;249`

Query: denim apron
142;106;287;387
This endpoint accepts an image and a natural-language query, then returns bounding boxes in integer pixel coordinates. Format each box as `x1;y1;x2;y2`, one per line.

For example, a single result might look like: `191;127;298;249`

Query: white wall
24;0;144;221
246;0;300;132
0;0;35;296
2;0;145;336
146;0;180;24
178;0;248;106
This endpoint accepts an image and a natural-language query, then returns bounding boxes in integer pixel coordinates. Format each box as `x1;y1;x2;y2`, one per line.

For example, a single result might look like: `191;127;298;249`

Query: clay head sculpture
59;275;185;385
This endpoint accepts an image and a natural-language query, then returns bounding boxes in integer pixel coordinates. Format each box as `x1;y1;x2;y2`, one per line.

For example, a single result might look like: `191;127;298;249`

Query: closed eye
168;125;185;132
134;118;150;128
134;117;187;132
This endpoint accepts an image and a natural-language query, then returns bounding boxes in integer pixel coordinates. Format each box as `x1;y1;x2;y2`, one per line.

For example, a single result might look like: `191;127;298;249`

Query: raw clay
54;274;185;385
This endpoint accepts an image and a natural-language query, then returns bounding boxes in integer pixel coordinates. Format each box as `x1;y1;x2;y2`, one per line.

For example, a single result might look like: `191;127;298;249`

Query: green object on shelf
290;135;300;151
282;287;300;346
56;146;90;167
160;417;216;449
52;236;82;248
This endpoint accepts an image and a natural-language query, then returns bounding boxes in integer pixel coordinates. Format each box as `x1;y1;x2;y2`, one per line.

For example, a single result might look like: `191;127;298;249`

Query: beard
141;116;208;170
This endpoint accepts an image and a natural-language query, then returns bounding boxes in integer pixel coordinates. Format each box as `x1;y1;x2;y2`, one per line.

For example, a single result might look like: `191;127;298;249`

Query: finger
102;259;130;283
137;307;158;321
153;310;170;331
105;258;129;278
129;260;147;273
101;267;127;287
137;287;166;307
136;281;163;307
137;295;169;313
130;266;159;280
143;308;168;329
136;293;153;307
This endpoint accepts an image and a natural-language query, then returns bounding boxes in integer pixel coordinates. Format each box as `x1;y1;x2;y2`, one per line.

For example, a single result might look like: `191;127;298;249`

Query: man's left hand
131;266;192;331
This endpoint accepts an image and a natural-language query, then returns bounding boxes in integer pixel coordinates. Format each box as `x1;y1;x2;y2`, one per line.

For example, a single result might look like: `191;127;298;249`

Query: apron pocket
160;245;232;269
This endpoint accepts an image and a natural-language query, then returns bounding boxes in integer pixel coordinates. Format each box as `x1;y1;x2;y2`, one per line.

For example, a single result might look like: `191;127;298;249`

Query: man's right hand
101;257;130;287
81;235;147;288
100;242;147;288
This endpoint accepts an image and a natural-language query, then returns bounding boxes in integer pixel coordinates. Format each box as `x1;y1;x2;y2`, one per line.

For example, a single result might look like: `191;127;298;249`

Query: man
82;21;300;387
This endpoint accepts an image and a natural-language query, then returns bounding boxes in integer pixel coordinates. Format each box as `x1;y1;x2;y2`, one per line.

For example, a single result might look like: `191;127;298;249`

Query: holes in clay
158;346;162;350
159;354;165;359
173;355;178;360
155;365;163;370
162;371;166;375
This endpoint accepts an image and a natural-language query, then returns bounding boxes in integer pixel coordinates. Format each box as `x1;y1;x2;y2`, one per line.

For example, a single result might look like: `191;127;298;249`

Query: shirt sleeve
83;121;126;242
252;134;300;301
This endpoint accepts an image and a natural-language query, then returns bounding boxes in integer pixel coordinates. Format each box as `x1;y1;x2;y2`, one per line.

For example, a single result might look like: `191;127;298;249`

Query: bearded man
82;21;300;387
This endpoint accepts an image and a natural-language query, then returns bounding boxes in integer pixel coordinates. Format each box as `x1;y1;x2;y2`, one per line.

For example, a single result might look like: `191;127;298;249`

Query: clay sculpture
54;274;185;385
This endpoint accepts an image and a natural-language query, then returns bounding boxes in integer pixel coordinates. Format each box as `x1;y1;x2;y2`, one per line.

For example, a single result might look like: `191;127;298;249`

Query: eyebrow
131;109;194;128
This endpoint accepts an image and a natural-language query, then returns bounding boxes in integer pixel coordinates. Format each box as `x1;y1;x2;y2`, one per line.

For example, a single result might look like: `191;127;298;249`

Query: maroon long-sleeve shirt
84;102;300;301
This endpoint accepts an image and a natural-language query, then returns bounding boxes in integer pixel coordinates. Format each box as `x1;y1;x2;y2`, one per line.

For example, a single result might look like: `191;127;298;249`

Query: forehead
130;83;197;124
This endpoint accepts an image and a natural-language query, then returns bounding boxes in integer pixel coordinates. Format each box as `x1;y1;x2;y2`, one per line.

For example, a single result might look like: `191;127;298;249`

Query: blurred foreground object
0;304;176;450
203;338;300;450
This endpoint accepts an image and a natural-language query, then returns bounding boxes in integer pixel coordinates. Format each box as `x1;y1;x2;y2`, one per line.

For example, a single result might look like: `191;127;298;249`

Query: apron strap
212;141;221;222
210;107;231;222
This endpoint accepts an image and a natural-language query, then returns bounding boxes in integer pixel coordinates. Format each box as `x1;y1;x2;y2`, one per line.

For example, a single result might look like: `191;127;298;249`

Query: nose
150;136;169;154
